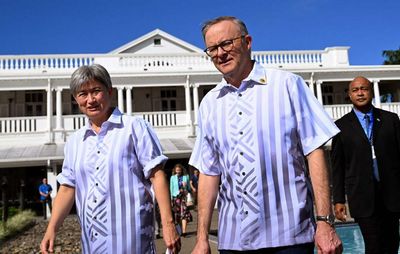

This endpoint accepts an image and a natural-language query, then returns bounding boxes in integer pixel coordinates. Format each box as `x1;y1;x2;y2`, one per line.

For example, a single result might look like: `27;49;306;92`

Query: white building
1;29;400;204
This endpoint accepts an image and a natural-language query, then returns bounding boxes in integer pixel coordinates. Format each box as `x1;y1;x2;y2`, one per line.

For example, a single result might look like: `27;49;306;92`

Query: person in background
39;178;53;220
190;167;199;206
40;64;180;254
332;76;400;254
189;16;342;253
170;163;192;238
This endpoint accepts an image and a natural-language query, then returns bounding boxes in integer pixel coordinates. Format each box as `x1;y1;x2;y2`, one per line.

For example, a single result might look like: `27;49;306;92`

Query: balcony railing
0;47;349;73
1;103;400;141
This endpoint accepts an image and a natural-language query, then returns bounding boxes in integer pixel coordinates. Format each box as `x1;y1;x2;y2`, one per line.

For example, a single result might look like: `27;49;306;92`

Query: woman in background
170;164;192;237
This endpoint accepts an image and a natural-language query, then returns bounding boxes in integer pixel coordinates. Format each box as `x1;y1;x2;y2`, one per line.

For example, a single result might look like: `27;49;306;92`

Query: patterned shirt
57;108;167;254
189;62;339;250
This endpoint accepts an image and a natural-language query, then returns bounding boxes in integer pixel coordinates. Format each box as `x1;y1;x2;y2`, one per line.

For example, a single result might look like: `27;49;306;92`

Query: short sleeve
133;118;168;179
189;104;221;176
289;75;340;155
56;137;76;187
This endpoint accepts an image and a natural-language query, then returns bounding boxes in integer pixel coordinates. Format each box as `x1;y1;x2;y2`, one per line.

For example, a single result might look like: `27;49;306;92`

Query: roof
109;29;203;54
0;138;196;168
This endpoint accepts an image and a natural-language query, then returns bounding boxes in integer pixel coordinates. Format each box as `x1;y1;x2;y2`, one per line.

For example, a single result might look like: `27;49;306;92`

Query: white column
184;76;194;136
308;72;315;96
316;80;323;105
126;86;132;116
46;79;54;144
55;88;63;130
46;160;57;219
192;83;199;125
373;80;381;108
117;87;124;113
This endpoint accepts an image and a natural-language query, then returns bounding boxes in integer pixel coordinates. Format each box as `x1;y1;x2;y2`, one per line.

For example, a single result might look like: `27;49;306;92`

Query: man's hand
191;239;211;254
162;220;181;254
334;203;347;222
315;222;343;254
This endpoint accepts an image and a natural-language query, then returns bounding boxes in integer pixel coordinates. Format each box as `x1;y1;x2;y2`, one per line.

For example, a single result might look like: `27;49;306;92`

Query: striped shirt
189;62;339;250
57;108;167;254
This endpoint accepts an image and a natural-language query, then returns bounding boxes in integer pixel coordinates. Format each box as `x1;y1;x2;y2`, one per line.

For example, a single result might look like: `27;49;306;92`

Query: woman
170;164;193;237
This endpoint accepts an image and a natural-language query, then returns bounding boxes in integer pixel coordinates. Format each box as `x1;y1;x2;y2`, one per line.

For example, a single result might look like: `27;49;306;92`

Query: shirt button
94;216;97;220
240;152;243;156
94;233;98;236
244;191;248;195
238;112;242;115
96;167;99;170
94;199;97;203
238;93;242;97
95;183;98;186
245;211;248;215
242;172;246;176
239;131;243;135
97;151;100;154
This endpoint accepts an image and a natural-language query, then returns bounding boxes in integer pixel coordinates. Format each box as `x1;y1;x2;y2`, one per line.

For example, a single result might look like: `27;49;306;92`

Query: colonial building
1;29;400;206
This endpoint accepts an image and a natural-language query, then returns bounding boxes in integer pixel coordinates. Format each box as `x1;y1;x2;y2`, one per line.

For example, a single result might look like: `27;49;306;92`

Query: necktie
364;114;370;139
365;114;380;181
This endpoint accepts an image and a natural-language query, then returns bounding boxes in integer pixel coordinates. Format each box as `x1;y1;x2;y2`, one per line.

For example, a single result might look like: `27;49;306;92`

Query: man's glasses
204;35;245;57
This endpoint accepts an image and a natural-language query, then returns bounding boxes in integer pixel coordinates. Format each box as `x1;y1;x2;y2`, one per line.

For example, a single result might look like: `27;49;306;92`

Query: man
39;178;53;220
40;64;180;254
332;76;400;254
189;16;342;253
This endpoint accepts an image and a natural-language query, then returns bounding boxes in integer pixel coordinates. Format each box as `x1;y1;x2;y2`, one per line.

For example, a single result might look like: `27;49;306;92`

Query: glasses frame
204;35;245;57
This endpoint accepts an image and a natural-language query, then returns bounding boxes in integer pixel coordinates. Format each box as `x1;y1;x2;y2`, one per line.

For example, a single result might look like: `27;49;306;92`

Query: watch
316;214;335;227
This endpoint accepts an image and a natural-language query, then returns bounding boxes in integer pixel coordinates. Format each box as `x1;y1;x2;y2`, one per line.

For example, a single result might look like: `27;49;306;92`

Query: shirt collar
353;107;373;122
214;61;268;94
82;107;122;140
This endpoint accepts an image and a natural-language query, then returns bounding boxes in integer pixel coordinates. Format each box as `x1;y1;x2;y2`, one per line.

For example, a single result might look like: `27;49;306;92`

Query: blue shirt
57;108;167;254
189;62;340;250
353;108;373;139
39;184;52;201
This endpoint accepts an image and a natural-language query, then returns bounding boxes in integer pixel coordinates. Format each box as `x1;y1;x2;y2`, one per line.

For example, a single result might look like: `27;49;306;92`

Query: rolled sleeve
57;139;76;187
134;118;168;179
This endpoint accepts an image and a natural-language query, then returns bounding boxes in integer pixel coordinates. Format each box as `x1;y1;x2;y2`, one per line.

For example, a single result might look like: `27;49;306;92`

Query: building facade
1;29;400;206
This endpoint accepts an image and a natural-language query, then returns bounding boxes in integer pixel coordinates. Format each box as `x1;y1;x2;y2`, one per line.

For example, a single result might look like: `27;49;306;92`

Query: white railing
0;47;349;72
0;54;95;70
0;116;47;133
1;103;400;137
253;51;323;67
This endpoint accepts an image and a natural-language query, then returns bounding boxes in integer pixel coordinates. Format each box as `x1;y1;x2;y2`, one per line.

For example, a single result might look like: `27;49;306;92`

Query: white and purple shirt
189;62;339;250
57;108;167;254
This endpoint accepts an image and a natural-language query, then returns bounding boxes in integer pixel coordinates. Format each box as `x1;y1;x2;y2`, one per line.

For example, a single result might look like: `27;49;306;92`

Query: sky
0;0;399;65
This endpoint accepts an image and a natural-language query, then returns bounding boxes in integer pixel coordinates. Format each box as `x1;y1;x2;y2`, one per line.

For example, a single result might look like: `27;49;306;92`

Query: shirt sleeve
189;104;221;176
133;118;168;179
288;74;340;155
56;136;76;187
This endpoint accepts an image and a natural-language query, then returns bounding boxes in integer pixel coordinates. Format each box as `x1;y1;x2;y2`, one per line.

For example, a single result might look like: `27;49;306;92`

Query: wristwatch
316;214;335;227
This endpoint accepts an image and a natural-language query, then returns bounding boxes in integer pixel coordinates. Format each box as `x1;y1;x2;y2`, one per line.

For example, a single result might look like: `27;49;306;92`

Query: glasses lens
220;40;234;52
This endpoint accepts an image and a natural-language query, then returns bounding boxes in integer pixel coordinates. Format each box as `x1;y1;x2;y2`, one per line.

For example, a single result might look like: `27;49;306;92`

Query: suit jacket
331;107;400;218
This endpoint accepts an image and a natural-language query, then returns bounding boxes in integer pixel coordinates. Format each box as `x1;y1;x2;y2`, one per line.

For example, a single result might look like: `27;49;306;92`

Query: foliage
382;47;400;65
0;206;20;219
0;210;36;242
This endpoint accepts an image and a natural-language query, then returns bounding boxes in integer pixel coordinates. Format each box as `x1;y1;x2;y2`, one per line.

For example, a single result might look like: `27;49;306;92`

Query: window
154;38;161;46
25;91;45;116
160;89;177;111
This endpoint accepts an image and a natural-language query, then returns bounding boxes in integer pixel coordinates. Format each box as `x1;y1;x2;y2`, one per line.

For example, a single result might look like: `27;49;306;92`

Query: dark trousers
41;198;52;219
355;182;400;254
219;243;314;254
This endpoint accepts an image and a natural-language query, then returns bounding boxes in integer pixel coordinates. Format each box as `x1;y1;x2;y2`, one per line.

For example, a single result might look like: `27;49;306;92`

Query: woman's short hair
70;64;112;95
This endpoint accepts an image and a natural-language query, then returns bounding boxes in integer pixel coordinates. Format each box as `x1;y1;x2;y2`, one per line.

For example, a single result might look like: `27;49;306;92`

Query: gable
109;29;203;54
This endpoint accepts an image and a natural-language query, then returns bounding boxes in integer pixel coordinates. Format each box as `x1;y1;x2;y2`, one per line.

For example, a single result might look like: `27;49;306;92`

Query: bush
0;210;36;242
0;206;20;219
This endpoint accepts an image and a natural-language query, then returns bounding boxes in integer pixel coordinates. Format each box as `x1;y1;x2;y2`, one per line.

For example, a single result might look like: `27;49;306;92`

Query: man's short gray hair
201;16;248;39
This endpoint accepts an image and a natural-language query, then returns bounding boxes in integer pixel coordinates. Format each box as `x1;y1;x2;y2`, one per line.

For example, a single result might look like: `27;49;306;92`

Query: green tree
382;47;400;65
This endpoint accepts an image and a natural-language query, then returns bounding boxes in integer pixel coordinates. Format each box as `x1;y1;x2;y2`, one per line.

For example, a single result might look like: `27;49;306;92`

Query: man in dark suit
332;76;400;254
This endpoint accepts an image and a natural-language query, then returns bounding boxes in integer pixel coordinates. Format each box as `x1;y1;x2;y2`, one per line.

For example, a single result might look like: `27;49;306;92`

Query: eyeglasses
204;35;245;57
